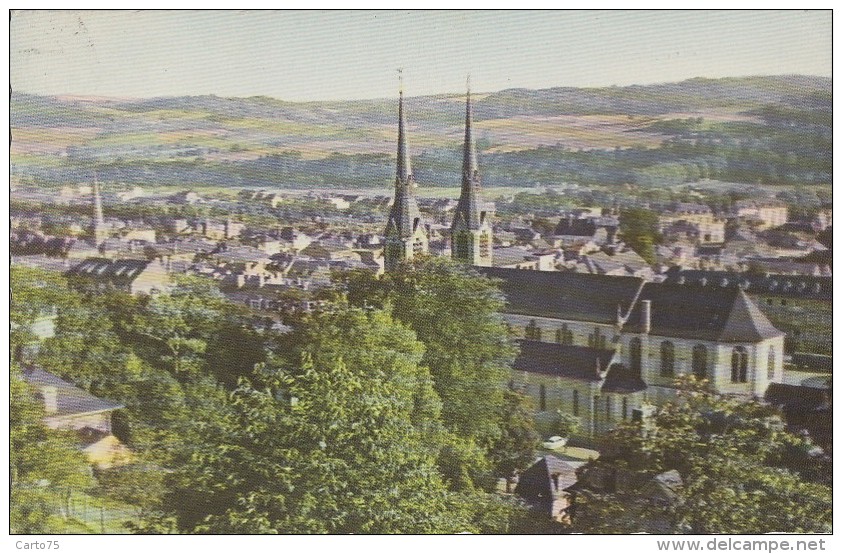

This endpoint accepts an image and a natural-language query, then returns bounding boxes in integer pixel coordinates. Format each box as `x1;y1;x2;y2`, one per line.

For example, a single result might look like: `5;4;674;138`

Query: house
493;246;556;271
21;367;130;468
479;267;785;437
514;455;580;521
552;216;618;246
733;199;788;230
67;257;171;296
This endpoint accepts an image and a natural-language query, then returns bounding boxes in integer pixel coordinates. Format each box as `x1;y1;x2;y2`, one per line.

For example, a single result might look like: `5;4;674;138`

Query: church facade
480;268;786;438
381;89;785;439
383;84;493;269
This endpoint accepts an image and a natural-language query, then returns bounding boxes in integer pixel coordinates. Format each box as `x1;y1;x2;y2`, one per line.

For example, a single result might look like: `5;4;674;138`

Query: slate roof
601;363;647;393
513;340;615;381
479;267;644;324
624;283;784;342
21;367;123;418
554;218;600;237
67;257;153;286
663;269;832;300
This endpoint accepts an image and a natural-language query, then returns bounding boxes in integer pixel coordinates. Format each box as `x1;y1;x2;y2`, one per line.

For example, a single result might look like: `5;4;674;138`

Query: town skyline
11;10;832;101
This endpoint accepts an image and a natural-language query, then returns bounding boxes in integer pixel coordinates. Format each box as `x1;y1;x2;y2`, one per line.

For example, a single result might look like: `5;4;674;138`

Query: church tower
92;173;107;248
451;79;492;266
384;83;428;271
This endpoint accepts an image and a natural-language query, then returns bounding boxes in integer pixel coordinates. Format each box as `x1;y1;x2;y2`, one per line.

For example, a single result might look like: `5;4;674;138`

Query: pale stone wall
46;411;111;433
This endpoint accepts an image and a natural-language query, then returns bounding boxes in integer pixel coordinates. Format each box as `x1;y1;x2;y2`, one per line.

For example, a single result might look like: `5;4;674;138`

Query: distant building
733;199;788;230
67;257;171;296
21;367;129;468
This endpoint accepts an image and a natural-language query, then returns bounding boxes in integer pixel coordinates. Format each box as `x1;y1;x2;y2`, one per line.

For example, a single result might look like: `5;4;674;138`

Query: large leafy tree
569;379;832;534
338;257;517;450
162;306;474;533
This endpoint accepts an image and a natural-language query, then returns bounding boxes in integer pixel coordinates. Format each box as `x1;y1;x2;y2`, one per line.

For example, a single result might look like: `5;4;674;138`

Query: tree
569;378;832;534
129;276;228;378
10;368;93;533
161;305;474;534
618;207;661;264
339;258;517;449
490;389;539;492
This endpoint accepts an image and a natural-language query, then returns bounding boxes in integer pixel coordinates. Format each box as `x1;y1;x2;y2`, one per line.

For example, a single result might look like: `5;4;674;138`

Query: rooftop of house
21;367;124;418
663;269;832;300
67;257;157;286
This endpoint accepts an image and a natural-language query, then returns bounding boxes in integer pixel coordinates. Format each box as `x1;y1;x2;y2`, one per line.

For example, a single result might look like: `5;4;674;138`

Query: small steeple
92;171;107;247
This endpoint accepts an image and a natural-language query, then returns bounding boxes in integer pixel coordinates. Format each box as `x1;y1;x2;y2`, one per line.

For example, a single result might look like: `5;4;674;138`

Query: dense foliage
569;379;832;534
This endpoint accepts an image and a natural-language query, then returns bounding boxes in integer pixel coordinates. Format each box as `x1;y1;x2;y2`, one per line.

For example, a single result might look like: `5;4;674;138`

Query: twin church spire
384;77;492;270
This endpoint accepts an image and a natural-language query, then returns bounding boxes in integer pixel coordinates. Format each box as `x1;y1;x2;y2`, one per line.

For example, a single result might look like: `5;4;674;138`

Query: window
605;396;612;420
454;233;470;259
590;327;606;349
629;337;642;374
622;397;628;420
692;344;707;380
573;389;579;416
731;346;749;383
767;347;776;380
479;232;490;258
539;384;547;411
660;341;675;377
526;320;542;341
556;324;573;345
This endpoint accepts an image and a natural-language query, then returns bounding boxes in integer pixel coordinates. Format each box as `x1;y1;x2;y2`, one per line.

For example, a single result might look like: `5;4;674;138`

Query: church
382;86;786;438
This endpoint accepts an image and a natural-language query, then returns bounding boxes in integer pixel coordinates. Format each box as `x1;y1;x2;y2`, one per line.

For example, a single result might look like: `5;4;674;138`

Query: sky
10;10;832;101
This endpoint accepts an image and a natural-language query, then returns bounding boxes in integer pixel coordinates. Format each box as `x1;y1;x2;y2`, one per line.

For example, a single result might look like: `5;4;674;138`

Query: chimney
41;386;58;414
595;357;604;379
641;300;652;334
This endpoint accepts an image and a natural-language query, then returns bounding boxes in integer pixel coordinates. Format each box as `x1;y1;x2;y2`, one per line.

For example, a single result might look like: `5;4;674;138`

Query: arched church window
767;347;776;380
629;337;642;374
660;341;675;377
692;344;707;380
731;346;749;383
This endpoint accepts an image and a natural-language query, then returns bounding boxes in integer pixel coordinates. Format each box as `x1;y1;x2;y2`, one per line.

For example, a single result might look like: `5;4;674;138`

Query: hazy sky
10;10;832;101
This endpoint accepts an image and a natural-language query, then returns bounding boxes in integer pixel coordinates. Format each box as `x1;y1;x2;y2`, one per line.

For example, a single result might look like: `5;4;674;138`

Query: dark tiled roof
479;267;644;324
601;364;647;393
513;340;615;381
664;269;831;300
554;218;599;237
21;367;123;417
624;283;783;342
67;257;152;286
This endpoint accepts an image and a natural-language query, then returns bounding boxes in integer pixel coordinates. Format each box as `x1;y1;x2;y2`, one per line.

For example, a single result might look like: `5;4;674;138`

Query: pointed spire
396;70;412;184
453;77;482;230
462;75;478;180
93;171;104;226
92;171;107;247
386;75;424;240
